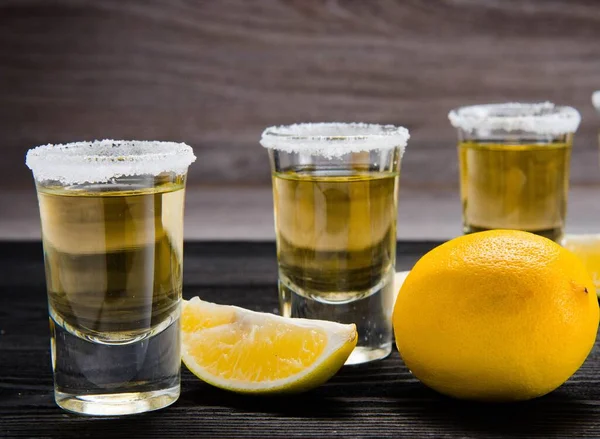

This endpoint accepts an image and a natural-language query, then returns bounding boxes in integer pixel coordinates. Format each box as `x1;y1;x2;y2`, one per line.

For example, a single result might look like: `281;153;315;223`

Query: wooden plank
2;241;600;438
1;0;600;190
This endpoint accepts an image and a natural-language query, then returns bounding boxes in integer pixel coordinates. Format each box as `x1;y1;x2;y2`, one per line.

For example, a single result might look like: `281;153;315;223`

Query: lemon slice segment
181;297;357;394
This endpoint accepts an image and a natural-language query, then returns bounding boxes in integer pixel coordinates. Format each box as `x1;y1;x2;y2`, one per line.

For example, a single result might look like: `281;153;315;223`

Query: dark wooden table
2;241;600;439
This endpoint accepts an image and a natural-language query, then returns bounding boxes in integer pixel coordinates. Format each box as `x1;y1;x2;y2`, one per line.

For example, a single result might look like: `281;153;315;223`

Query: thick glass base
344;344;392;366
55;386;179;416
279;270;395;365
50;313;181;416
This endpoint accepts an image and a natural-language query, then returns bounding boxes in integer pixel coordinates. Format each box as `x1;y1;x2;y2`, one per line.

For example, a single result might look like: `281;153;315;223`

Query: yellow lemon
181;297;357;394
393;229;599;402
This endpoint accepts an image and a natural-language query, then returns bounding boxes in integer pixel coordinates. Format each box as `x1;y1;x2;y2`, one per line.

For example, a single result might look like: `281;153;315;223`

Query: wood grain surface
2;241;600;439
1;0;600;192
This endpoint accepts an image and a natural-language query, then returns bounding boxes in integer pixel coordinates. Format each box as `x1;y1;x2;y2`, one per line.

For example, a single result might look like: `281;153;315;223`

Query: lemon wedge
394;270;411;299
181;297;358;394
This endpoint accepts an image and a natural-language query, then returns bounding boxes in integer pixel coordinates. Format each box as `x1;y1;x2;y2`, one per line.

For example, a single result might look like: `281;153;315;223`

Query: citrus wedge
394;270;410;299
181;297;358;394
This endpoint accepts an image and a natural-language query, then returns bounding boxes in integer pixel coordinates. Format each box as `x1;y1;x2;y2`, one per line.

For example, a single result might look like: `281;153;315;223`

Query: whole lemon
393;229;599;402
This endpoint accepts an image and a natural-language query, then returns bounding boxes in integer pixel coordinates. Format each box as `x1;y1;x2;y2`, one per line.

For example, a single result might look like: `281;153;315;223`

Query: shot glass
448;102;581;243
25;140;196;416
260;123;410;365
562;92;600;295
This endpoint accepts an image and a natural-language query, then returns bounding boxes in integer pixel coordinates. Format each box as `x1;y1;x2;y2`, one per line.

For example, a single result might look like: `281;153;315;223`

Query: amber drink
26;140;196;416
449;103;581;243
261;123;409;365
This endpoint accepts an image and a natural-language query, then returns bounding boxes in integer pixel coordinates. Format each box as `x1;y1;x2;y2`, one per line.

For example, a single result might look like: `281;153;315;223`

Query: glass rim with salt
25;139;196;185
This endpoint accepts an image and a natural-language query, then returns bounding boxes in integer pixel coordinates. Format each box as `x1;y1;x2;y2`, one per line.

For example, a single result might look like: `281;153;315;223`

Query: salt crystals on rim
448;102;581;136
260;123;410;158
25;139;196;185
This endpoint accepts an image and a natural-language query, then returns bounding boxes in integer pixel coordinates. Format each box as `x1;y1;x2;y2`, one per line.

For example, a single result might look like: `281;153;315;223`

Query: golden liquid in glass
38;178;185;342
273;168;398;301
459;141;571;243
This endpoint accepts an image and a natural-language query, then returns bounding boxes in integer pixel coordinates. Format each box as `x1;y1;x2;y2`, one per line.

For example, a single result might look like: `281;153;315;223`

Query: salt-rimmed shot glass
448;102;581;243
25;140;196;416
562;93;600;296
260;123;409;365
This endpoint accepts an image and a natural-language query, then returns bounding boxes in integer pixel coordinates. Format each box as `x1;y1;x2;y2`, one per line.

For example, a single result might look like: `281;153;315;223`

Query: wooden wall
2;0;600;192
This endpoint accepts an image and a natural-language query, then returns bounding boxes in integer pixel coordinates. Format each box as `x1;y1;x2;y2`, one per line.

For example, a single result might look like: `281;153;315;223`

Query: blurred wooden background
1;0;599;240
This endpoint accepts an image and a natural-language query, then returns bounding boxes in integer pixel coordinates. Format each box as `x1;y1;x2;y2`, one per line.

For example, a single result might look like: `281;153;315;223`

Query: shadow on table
34;388;596;439
178;379;598;438
394;387;597;438
180;384;354;418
